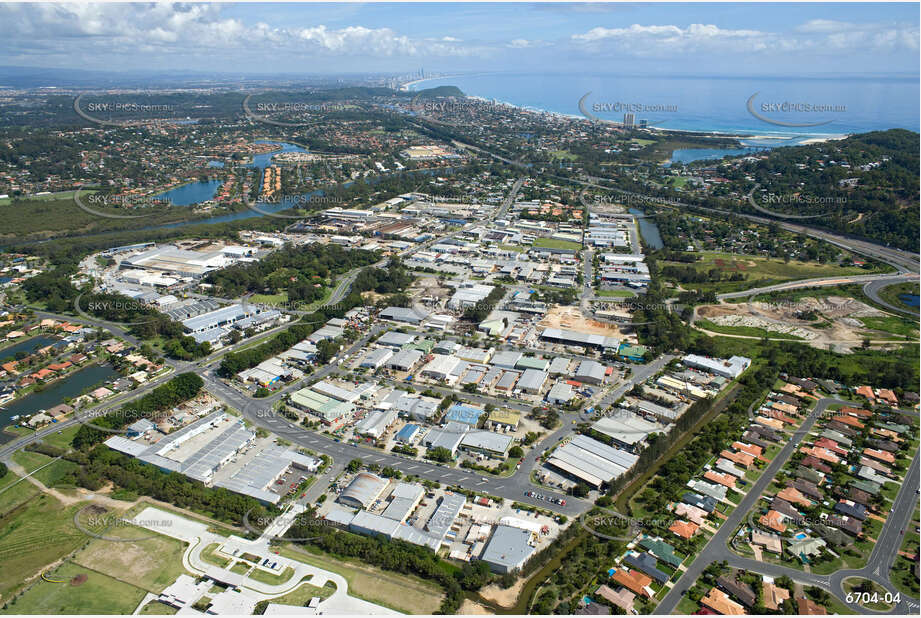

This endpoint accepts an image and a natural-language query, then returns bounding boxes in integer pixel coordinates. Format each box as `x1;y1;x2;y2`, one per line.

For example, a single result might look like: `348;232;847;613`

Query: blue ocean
410;73;919;140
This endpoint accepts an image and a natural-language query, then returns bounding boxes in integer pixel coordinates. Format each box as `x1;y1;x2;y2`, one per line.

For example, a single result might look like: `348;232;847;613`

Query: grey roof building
575;360;606;385
517;369;549;393
338;472;389;509
480;525;536;573
379;307;430;325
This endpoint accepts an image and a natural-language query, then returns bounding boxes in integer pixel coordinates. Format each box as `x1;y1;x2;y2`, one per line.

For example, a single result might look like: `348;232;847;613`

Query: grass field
695;318;803;340
249;292;289;306
278;544;444;614
532;237;582;251
877;281;920;312
0;488;95;602
0;561;147;615
72;523;191;593
660;251;889;294
596;289;635;298
11;450;77;488
138;600;179;615
842;578;895;611
40;425;80;450
549;150;579;161
859;316;920;339
263;578;337;606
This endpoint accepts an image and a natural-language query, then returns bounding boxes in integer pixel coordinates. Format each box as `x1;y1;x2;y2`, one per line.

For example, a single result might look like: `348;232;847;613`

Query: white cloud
0;3;478;61
571;20;919;56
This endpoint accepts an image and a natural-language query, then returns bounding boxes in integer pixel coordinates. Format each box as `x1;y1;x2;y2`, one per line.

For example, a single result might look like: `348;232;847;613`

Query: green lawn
11;450;77;488
200;542;232;568
842;578;895;612
596;289;635;298
263;578;337;606
247;565;295;586
549;150;579;161
72;523;191;593
532;237;582;251
0;561;146;615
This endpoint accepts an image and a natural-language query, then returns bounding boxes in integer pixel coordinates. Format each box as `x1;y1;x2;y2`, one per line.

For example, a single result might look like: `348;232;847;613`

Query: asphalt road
654;399;921;615
716;273;918;301
863;277;920;317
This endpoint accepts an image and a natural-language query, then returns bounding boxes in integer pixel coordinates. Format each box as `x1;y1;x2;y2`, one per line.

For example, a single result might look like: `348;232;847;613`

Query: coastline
401;75;852;144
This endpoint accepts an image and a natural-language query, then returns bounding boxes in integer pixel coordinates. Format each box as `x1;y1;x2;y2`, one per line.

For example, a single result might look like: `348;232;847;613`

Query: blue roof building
445;403;484;426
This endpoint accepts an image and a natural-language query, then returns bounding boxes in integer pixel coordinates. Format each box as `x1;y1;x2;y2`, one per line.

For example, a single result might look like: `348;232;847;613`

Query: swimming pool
794;532;808;540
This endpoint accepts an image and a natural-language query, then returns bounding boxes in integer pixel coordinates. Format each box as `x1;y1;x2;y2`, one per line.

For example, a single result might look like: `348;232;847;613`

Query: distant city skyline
0;2;918;78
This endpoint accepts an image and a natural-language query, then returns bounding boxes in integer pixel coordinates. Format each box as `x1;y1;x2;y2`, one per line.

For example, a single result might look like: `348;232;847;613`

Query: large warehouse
338;472;389;509
547;434;639;488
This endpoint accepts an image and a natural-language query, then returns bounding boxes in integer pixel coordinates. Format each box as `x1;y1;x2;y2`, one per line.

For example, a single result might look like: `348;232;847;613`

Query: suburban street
655;398;920;615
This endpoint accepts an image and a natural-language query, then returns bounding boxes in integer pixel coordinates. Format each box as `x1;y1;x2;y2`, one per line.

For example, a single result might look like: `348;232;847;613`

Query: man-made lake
0;336;58;362
0;363;120;428
156;179;223;206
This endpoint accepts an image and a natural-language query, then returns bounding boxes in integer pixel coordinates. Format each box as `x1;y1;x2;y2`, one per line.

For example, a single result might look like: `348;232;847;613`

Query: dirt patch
695;295;897;352
478;578;527;608
70;574;87;586
540;305;624;336
458;599;493;614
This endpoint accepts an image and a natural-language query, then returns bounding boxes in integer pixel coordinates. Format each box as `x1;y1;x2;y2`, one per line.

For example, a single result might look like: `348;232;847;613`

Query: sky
0;2;917;77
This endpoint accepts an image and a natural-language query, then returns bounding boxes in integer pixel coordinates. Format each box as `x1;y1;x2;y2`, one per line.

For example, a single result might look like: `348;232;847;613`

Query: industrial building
517;368;549;394
338;473;389;509
547;434;639;489
592;414;663;452
215;446;321;505
682;354;751;379
326;489;466;552
480;524;536;573
575;360;606;385
540;328;620;351
289;388;355;426
104;411;254;483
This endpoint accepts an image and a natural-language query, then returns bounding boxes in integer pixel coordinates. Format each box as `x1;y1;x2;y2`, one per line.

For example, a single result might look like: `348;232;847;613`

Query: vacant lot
532;237;582;251
278;544;444;614
0;561;146;615
540;304;625;337
0;490;89;602
72;522;190;593
661;251;885;294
